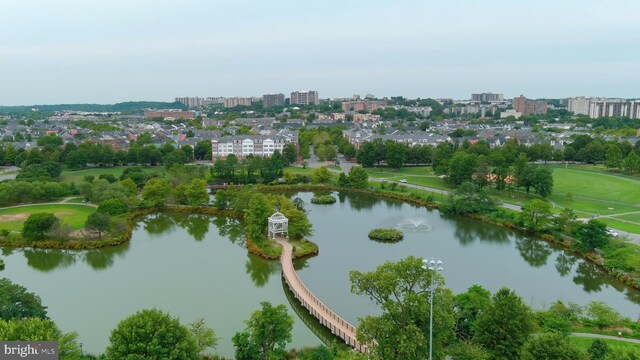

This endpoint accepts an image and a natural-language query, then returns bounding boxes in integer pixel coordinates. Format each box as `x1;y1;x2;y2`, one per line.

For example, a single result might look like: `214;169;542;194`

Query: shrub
311;195;336;204
368;228;404;242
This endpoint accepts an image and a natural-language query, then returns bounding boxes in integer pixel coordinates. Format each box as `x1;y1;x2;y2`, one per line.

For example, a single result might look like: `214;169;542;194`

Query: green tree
85;211;111;237
98;198;129;215
188;318;218;357
356;141;376;167
531;166;554;197
142;178;173;208
106;308;198;360
605;144;623;169
521;332;586;360
573;219;609;252
623;151;640;174
0;317;82;358
185;179;209;207
232;302;294;360
348;166;369;188
350;256;455;360
244;194;273;243
474;287;534;360
385;141;407;169
282;143;297;165
447;152;478;186
448;341;489;360
311;166;332;183
520;199;553;232
337;172;349;187
453;285;491;340
0;278;48;320
585;301;621;329
22;213;58;241
587;339;609;360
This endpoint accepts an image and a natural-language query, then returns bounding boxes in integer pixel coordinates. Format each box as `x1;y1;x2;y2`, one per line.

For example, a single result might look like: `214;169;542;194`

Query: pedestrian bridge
276;239;370;353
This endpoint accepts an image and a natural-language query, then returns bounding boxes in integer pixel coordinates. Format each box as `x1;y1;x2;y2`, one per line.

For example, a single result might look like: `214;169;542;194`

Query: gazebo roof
268;211;288;222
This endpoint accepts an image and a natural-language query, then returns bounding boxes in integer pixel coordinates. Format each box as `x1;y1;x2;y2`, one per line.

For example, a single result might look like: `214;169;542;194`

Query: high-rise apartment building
567;97;593;116
471;93;504;102
290;90;319;106
513;95;547;116
262;93;285;107
224;97;254;108
175;96;224;107
588;99;640;119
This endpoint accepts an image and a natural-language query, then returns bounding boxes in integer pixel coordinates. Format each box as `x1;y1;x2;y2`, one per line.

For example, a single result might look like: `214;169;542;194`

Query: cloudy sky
1;0;638;105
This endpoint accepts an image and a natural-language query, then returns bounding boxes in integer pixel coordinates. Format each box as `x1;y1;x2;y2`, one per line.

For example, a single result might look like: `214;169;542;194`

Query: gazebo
268;211;288;239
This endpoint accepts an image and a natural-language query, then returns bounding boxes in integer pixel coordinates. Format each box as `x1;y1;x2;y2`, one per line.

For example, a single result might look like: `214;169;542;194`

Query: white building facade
211;135;295;159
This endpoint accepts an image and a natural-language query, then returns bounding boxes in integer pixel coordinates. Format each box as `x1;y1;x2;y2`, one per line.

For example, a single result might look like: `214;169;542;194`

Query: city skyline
1;0;639;105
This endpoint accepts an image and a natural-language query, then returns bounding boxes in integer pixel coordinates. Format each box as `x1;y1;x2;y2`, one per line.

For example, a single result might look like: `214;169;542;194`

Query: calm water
2;192;639;357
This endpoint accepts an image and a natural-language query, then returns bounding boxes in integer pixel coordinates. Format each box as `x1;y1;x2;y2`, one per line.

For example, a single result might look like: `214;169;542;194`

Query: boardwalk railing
276;239;369;353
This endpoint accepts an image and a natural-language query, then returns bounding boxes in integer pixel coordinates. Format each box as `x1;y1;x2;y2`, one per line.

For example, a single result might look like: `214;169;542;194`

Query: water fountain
395;217;432;232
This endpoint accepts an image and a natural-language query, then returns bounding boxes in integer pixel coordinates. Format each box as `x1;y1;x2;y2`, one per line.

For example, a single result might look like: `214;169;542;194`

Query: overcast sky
1;0;638;105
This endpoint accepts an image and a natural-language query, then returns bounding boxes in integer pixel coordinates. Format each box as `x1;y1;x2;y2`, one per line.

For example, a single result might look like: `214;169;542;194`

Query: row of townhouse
210;134;298;160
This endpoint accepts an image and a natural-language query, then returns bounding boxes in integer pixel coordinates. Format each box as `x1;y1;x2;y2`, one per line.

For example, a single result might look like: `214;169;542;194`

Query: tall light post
423;258;443;360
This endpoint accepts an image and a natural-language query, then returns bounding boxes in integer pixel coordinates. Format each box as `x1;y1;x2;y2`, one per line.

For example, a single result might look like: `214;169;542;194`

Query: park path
572;332;640;344
275;238;369;353
0;197;98;210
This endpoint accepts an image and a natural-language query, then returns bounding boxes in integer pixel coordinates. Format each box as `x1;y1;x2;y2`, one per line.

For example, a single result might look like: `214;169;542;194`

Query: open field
569;336;640;353
0;204;95;231
60;166;167;183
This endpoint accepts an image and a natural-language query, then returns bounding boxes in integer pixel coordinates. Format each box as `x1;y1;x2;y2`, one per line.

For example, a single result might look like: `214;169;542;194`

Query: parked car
399;179;407;183
607;229;619;237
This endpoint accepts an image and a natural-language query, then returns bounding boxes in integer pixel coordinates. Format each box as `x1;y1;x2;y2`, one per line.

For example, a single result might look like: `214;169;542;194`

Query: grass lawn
615;213;640;223
60;166;167;184
550;167;640;205
598;218;640;234
569;336;640;353
283;167;318;176
0;204;96;231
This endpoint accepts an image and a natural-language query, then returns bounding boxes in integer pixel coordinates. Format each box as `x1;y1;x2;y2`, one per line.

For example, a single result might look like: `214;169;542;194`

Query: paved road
572;332;640;344
0;197;98;210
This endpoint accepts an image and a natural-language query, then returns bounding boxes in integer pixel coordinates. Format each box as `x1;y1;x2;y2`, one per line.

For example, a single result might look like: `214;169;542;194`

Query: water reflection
555;253;576;277
281;276;342;347
515;237;552;268
245;254;278;288
213;217;245;246
175;214;210;242
23;249;76;272
21;243;130;273
342;192;379;211
452;218;510;246
142;213;175;235
573;262;605;293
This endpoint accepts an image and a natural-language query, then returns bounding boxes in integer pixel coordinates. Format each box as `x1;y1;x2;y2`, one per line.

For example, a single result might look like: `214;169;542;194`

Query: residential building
471;93;504;102
341;100;387;112
144;109;196;120
513;95;547;115
500;109;522;119
224;97;254;108
175;97;224;107
589;99;640;119
567;96;594;116
211;135;296;159
290;90;319;105
262;93;285;107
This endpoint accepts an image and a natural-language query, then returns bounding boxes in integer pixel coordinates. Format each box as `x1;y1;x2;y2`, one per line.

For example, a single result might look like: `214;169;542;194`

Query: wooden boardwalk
276;239;369;353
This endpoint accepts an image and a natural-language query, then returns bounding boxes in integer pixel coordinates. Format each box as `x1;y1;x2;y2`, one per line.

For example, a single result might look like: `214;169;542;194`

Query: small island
311;194;337;204
368;228;404;242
